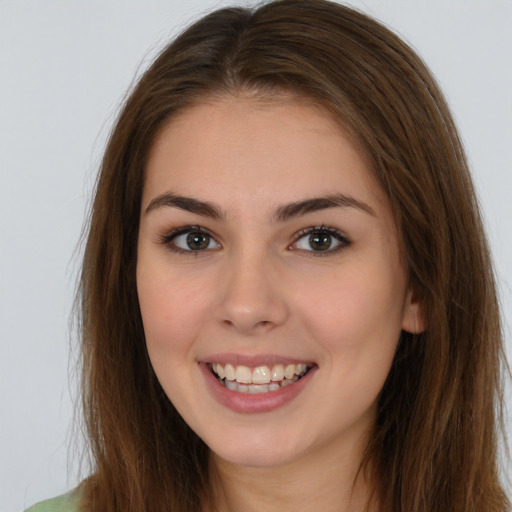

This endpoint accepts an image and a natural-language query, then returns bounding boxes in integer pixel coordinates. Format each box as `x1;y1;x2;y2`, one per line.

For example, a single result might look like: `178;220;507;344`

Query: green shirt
25;491;81;512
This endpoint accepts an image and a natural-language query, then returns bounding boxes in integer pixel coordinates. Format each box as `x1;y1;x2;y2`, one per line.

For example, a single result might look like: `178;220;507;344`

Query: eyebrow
144;192;376;220
145;193;225;219
272;193;376;221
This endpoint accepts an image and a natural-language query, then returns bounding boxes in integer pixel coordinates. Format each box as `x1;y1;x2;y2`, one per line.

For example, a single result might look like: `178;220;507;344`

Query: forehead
142;95;387;217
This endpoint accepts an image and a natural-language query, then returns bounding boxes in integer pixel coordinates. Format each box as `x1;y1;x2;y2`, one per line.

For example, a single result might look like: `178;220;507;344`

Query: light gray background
1;1;511;511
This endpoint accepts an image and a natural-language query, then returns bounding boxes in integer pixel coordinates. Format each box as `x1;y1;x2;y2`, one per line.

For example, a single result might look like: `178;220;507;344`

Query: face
137;96;422;471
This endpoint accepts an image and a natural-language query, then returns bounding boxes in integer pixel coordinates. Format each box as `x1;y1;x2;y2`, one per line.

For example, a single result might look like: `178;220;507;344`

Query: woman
27;0;510;511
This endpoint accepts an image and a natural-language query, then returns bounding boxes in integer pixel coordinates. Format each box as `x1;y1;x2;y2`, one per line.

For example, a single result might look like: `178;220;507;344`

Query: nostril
221;318;273;331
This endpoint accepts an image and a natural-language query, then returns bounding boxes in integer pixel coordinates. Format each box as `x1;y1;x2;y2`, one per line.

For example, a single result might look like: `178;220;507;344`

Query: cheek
294;262;406;359
136;262;212;359
293;267;405;427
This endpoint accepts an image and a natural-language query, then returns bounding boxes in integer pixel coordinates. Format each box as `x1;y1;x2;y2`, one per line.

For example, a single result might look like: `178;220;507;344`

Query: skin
136;95;423;512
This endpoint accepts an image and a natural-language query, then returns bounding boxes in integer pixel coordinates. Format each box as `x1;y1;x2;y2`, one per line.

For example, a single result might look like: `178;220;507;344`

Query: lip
199;360;317;414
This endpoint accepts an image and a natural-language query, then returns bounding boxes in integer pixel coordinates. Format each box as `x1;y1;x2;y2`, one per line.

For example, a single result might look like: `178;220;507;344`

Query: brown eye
292;226;350;255
165;227;221;252
308;232;332;251
186;231;211;250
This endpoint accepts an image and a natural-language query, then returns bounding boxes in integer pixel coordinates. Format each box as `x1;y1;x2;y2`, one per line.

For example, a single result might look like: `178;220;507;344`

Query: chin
205;426;313;469
212;446;300;469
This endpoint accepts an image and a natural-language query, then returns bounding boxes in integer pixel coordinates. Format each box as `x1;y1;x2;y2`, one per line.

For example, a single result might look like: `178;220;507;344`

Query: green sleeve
25;491;81;512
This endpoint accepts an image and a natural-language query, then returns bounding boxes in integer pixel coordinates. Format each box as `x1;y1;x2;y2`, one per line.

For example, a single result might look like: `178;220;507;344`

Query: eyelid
157;224;350;256
158;225;221;254
289;225;351;256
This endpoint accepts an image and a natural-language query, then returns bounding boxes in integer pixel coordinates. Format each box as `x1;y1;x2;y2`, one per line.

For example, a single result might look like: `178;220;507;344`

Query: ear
401;287;426;334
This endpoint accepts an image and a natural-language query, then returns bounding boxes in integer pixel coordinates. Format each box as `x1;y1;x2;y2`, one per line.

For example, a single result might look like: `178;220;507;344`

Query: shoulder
25;490;82;512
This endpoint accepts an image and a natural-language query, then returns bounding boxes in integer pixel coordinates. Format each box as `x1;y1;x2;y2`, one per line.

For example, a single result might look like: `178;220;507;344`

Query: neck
206;432;377;512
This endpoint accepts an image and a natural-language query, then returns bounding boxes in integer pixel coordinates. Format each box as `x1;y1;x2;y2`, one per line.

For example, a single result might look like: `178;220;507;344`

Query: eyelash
158;225;351;256
158;225;219;255
290;225;351;257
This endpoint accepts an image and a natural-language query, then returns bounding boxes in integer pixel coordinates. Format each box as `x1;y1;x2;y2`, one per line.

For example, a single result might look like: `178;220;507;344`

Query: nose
214;250;289;335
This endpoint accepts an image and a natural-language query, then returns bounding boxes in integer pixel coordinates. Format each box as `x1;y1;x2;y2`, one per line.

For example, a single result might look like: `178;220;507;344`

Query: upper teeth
211;363;309;384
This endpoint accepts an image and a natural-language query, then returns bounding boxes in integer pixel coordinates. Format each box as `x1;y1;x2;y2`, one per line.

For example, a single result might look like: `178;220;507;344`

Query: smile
208;362;312;394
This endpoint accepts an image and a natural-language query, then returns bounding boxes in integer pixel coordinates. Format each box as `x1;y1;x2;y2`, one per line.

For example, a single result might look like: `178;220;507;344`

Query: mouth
207;362;313;394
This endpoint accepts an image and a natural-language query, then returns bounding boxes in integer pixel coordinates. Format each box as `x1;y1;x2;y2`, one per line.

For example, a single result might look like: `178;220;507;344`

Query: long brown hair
78;1;510;511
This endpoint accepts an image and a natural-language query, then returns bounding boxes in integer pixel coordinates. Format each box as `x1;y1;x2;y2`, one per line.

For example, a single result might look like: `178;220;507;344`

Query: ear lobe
401;287;426;334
